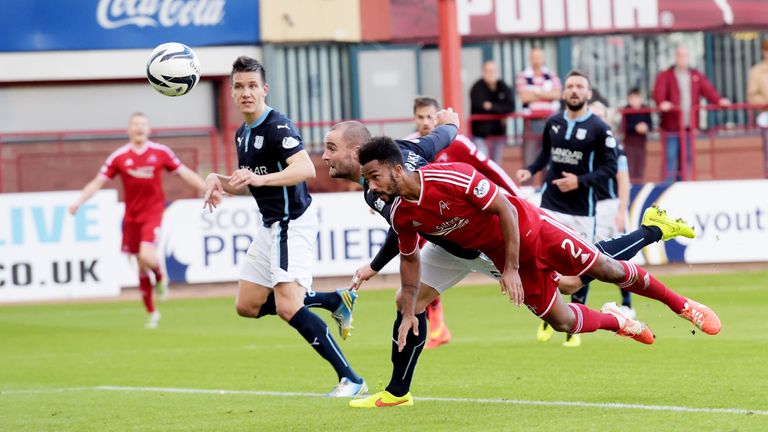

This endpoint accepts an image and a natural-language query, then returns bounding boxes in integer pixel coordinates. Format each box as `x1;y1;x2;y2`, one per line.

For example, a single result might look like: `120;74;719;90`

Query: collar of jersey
563;108;592;139
246;106;273;129
563;108;592;124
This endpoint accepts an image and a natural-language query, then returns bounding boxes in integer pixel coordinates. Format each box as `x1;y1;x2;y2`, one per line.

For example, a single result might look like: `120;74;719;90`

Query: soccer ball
146;42;201;97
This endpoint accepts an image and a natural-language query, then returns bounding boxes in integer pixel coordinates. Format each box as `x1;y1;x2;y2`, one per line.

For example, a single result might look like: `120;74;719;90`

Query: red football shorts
485;214;601;317
121;215;162;254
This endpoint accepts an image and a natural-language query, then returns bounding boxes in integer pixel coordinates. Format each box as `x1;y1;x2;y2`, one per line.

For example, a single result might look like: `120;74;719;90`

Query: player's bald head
329;121;371;148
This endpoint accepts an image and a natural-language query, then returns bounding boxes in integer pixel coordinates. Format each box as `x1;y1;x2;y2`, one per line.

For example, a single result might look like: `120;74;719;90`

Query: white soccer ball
146;42;201;97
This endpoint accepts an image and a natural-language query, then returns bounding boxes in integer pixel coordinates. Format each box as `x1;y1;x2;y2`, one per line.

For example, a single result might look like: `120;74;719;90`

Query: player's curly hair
231;56;266;83
358;136;404;167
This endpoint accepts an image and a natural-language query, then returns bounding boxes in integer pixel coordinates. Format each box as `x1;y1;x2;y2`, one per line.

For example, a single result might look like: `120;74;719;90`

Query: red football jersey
404;132;522;197
99;141;182;222
391;162;541;260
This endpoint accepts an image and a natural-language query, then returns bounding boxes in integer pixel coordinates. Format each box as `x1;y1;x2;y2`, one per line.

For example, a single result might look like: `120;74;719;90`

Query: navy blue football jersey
528;111;618;216
235;107;311;226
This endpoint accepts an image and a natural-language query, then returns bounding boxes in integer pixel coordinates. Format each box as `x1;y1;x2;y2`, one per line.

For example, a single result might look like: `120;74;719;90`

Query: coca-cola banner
0;0;260;52
389;0;768;41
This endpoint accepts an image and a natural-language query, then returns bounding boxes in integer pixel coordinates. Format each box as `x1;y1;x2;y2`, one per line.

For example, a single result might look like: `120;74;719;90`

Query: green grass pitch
1;270;767;431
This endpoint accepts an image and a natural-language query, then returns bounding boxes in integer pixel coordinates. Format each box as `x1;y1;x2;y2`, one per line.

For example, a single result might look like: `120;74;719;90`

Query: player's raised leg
557;207;695;294
538;289;655;344
586;255;721;335
251;288;358;339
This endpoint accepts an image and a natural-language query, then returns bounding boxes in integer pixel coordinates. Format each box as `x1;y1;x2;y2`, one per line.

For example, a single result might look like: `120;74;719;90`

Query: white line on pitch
2;386;766;417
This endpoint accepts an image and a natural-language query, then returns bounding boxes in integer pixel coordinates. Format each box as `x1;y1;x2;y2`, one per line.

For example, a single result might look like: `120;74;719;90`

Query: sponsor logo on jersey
431;217;469;236
473;179;490;198
241;164;269;175
127;166;155;179
254;135;264;150
404;151;422;171
412;221;422;227
125;158;134;166
148;154;157;163
551;124;561;134
576;128;587;140
551;147;584;165
237;137;243;147
282;136;300;149
277;123;290;130
439;200;450;215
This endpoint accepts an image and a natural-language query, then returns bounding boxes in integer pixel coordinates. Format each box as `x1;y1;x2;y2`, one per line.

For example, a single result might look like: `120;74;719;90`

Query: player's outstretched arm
69;175;108;215
229;150;316;189
176;165;207;195
485;195;523;306
414;110;459;161
397;250;421;352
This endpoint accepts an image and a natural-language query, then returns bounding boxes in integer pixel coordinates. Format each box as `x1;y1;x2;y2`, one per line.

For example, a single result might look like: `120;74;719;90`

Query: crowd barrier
467;103;768;181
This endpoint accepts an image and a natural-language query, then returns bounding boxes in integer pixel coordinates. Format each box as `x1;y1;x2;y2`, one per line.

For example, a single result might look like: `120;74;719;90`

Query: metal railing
0;126;220;193
466;104;768;181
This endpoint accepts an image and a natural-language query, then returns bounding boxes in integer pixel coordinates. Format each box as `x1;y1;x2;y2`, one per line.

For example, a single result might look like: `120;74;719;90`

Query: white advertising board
629;180;768;265
0;190;126;302
161;192;396;284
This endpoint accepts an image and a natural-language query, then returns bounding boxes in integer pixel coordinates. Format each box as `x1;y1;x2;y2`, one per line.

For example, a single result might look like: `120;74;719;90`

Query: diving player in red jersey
403;96;524;349
350;137;721;407
69;113;206;328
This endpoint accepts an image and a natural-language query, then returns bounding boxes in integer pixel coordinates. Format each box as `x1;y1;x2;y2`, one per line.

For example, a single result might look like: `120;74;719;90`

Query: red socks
138;273;155;313
617;261;686;313
567;303;620;333
150;266;163;284
426;297;442;320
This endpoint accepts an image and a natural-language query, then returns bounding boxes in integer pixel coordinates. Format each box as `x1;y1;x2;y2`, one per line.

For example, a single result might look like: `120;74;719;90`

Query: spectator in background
747;39;768;178
653;46;730;181
516;47;562;168
622;88;653;183
470;59;515;164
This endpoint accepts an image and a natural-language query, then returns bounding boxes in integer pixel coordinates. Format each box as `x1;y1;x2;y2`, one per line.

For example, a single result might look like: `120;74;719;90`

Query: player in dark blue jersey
202;56;366;397
517;70;618;347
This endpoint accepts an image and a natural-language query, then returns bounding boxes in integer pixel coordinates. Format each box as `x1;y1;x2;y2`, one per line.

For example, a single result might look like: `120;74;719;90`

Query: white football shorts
420;242;500;293
239;202;317;291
